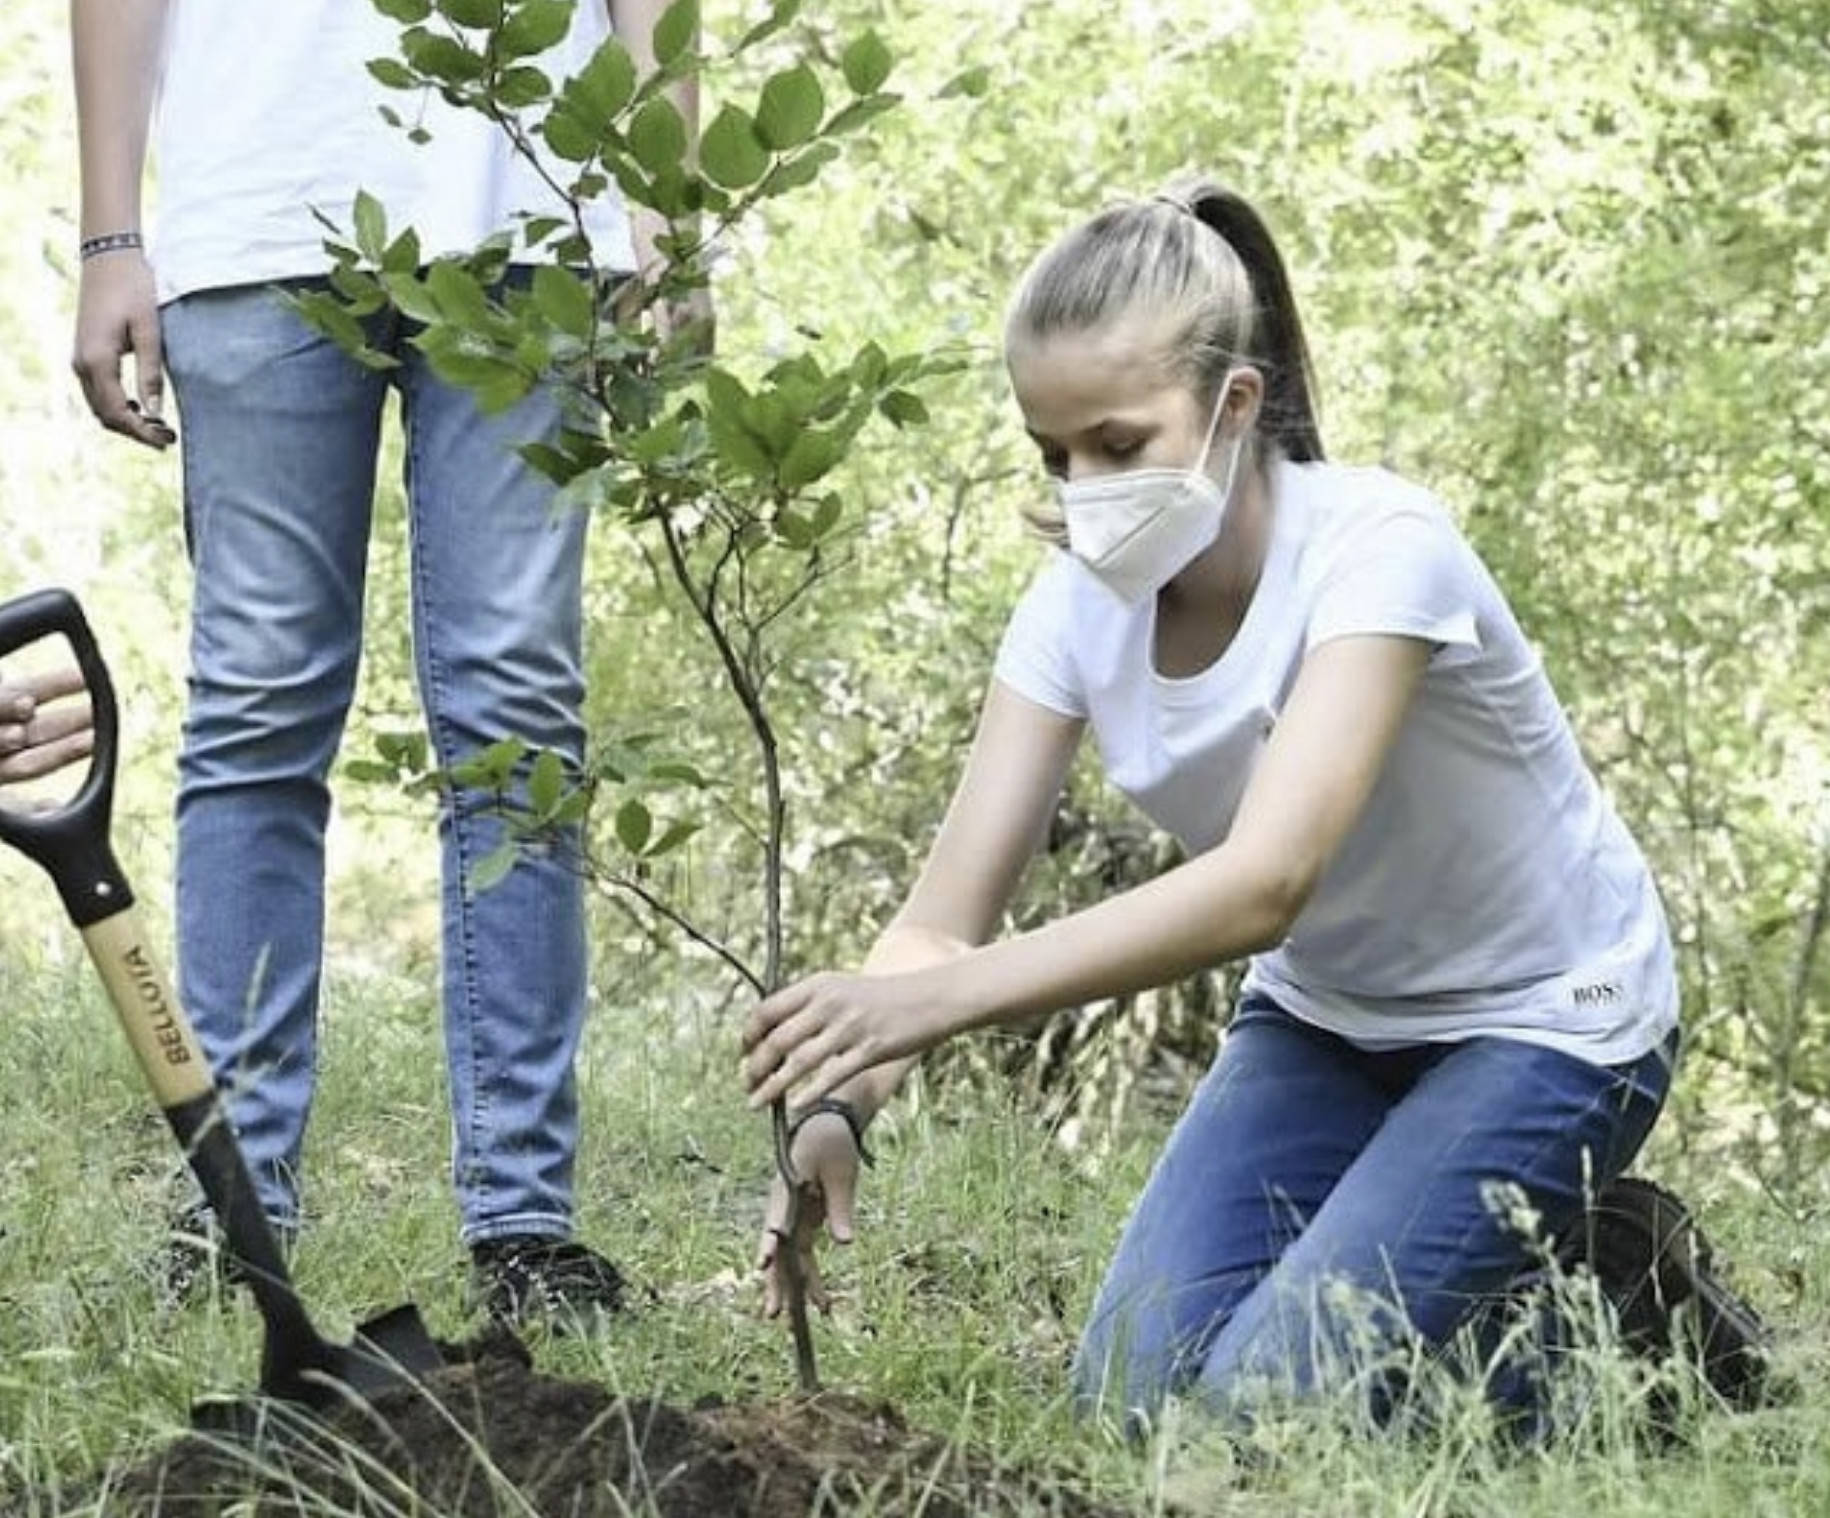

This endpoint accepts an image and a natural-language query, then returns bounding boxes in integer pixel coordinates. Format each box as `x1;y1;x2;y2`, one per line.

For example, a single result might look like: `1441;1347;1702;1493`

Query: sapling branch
657;502;820;1393
595;861;766;997
751;554;832;644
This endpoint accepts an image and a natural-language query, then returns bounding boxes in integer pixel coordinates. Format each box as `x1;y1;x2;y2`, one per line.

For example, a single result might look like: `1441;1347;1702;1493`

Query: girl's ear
1221;365;1266;438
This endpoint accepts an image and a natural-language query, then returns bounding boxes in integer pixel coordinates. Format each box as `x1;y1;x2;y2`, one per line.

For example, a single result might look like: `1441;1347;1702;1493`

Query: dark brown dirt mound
86;1334;1127;1516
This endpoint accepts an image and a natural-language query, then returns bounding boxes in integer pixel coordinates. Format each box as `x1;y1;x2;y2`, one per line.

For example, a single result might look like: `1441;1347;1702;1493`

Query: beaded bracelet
79;231;144;261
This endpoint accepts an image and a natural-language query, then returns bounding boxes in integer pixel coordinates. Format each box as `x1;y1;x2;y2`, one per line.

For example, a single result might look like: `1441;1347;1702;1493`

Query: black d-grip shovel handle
0;588;340;1400
0;588;131;927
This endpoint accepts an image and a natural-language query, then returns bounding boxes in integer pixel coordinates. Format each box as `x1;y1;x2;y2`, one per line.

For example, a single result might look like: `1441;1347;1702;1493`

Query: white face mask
1057;375;1250;605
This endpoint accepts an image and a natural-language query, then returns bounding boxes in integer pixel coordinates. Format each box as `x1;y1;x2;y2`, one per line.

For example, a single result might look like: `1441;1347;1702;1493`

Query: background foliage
2;0;1826;1199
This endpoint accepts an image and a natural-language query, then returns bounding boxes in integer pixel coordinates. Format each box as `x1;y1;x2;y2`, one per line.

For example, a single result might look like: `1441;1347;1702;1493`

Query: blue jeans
162;279;588;1244
1074;996;1673;1430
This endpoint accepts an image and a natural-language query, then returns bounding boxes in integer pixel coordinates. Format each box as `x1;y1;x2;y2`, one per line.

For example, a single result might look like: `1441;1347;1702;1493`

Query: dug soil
81;1333;1128;1516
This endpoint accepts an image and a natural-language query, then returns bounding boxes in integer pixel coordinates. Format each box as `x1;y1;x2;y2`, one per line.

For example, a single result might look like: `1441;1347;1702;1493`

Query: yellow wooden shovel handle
80;906;213;1108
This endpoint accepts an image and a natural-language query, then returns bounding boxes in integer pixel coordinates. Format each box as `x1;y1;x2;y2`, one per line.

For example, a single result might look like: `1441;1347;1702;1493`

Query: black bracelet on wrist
787;1097;876;1168
79;231;144;261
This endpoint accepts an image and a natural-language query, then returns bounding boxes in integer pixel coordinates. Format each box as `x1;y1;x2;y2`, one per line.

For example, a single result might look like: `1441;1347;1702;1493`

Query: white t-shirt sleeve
1305;503;1484;666
993;557;1089;718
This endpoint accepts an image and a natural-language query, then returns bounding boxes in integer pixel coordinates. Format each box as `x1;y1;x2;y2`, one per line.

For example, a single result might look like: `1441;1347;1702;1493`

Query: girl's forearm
833;921;976;1118
935;842;1298;1035
71;0;169;238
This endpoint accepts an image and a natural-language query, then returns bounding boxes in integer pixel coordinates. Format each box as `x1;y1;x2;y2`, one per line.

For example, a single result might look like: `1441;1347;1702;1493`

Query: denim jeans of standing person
161;276;588;1245
1074;995;1674;1434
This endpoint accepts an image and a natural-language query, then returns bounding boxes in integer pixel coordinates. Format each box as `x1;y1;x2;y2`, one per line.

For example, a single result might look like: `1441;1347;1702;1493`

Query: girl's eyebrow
1024;418;1158;446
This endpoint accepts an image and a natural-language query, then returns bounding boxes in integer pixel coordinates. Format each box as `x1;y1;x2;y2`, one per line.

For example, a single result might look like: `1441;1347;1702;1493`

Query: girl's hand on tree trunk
742;968;962;1111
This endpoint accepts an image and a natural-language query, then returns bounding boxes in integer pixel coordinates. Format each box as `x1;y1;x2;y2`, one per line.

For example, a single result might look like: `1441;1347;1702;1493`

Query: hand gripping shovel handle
0;589;330;1391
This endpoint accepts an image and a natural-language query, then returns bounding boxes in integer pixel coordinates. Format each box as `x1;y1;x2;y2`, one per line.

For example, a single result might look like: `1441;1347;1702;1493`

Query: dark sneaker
468;1234;626;1328
1559;1176;1771;1409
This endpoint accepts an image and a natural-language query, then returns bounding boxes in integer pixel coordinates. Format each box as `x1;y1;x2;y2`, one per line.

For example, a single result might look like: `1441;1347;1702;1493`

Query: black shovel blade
259;1301;446;1407
193;1305;449;1442
336;1302;447;1398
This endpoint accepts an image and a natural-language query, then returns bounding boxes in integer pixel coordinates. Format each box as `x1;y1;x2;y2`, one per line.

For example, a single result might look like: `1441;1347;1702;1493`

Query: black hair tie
787;1097;876;1168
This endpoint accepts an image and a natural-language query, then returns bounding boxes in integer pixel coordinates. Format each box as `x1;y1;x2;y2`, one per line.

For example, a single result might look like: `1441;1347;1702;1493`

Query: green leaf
744;390;797;454
704;367;751;418
512;326;553;374
615;797;653;854
624;414;687;465
401;26;486;82
706;409;774;480
937;64;990;99
736;0;802;52
474;369;538;414
381;226;423;274
343;758;399;784
532;264;594;337
840;30;892;94
367;57;419;90
552;231;594;263
756;64;824;150
376;730;430;770
352;190;387;264
646;759;707;787
879;390;929;427
775;507;813;548
374;0;432;19
759;141;839;198
824;93;898;135
699;373;772;475
329;260;387;315
851;341;887;386
569;38;637;126
420;346;533;411
778;428;842;490
528;748;565;815
290;289;368;357
552;789;593;826
645;819;700;856
437;0;500;25
645;164;695;219
811;493;842;537
499;0;572;58
628;96;688;176
520;441;584;483
470;840;518;895
521;215;566;247
426;260;494;326
495;65;551;106
543;106;599;162
474;736;527;784
381;271;442;323
698;105;769;190
651;0;698;68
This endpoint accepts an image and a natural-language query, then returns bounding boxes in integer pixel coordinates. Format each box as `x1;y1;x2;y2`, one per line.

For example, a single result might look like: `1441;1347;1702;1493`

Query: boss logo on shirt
1572;981;1623;1007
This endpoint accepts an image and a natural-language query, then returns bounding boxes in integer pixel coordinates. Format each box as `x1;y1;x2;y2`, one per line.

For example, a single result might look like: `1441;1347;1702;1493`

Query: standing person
0;668;93;785
740;182;1762;1428
69;0;697;1323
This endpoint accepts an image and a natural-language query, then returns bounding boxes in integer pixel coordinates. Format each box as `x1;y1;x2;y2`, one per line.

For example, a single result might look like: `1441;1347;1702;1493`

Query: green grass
0;949;1824;1515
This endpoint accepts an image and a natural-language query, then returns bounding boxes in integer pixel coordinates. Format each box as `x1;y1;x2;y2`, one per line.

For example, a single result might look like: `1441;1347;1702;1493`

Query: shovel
0;586;444;1422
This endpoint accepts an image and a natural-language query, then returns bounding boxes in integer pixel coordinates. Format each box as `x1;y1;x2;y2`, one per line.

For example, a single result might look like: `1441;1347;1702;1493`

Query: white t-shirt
993;458;1678;1067
150;1;636;303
